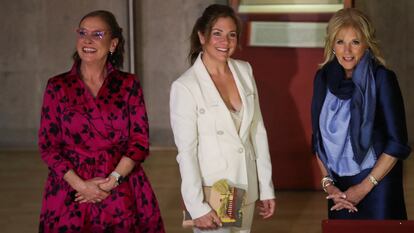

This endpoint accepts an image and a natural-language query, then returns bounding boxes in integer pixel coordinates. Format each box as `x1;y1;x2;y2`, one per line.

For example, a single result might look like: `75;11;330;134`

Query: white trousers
193;202;255;233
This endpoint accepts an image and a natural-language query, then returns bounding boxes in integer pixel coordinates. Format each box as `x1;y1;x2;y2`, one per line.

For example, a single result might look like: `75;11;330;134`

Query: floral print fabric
38;63;165;233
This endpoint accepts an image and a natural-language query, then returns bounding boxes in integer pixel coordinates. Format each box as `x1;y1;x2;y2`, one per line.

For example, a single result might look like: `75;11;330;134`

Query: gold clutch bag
182;179;246;228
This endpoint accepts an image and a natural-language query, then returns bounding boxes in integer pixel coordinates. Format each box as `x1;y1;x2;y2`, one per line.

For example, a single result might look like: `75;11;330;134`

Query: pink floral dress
38;62;165;233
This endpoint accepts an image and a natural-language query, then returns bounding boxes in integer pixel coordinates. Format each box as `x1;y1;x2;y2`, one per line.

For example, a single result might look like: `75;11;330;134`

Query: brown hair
188;4;242;65
72;10;125;69
320;8;385;67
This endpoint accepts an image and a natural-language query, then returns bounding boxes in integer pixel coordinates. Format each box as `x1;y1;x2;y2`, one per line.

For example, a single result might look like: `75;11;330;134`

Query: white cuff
186;201;212;219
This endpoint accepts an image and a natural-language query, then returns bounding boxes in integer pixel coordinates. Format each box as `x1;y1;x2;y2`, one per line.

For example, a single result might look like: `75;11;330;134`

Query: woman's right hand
325;185;358;213
74;177;110;203
193;210;222;230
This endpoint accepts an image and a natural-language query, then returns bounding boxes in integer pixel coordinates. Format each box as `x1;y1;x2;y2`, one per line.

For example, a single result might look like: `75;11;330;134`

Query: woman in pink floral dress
38;10;165;233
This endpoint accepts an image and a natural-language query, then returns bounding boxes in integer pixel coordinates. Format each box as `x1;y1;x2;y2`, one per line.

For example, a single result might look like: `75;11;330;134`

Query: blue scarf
324;50;376;165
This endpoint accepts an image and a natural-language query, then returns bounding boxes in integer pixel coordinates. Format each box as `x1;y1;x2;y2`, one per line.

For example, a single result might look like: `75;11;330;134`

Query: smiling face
333;26;368;77
76;16;118;66
198;17;238;64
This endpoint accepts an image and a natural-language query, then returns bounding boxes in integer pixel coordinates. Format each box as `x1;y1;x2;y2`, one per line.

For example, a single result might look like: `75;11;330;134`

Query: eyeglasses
76;28;110;40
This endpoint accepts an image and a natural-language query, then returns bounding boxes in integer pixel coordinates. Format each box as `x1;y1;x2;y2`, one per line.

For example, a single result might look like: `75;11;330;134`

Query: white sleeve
247;63;276;200
170;81;212;218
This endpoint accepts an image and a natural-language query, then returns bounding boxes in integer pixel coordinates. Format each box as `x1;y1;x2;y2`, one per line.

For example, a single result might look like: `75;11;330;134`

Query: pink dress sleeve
124;78;150;163
38;79;73;178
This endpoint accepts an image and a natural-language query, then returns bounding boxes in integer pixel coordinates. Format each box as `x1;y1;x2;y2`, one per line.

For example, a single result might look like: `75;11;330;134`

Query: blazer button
238;148;244;153
217;130;224;135
199;108;205;114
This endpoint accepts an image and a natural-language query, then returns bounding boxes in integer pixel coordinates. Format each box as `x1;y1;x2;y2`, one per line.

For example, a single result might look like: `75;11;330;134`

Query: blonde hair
320;8;385;67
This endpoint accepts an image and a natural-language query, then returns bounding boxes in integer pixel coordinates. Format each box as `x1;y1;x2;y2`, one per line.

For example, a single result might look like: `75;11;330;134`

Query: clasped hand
74;176;117;203
326;182;371;213
326;185;357;212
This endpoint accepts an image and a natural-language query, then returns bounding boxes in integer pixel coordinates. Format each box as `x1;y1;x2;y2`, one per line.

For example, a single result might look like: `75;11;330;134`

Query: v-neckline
208;70;243;113
75;71;112;139
77;68;111;101
80;77;107;100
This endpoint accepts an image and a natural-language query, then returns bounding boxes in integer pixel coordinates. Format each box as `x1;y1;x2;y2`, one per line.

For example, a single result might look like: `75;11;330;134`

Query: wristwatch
110;171;124;186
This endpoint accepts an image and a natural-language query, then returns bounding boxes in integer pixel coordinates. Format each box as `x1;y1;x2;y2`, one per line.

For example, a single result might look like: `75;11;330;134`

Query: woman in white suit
170;4;276;233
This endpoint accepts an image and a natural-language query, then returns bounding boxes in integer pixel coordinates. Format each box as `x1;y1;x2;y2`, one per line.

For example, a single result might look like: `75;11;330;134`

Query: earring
332;50;336;55
109;51;113;56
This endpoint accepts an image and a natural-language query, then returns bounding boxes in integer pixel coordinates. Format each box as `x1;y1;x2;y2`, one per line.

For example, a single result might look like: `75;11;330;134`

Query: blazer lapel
228;59;254;138
193;55;240;137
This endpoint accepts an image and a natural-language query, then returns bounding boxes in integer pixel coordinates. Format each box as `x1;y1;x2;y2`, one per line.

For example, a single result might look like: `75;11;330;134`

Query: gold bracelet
321;176;334;193
368;175;378;186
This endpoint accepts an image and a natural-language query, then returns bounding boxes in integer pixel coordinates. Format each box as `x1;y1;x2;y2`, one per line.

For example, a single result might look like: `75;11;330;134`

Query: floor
0;149;413;233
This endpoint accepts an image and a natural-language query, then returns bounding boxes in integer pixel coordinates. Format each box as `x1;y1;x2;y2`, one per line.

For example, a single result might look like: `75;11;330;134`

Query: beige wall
134;0;217;145
0;0;222;148
0;0;130;148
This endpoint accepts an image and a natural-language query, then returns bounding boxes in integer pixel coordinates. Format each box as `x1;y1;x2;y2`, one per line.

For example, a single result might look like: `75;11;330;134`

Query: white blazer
170;54;275;219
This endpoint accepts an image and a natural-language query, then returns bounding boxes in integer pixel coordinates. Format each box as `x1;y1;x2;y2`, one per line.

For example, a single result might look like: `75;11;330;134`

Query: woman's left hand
258;199;276;219
98;176;118;192
344;179;374;206
326;185;358;212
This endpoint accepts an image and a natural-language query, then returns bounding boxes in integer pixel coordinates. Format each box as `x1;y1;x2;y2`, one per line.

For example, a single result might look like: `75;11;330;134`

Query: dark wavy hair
188;4;242;65
72;10;125;69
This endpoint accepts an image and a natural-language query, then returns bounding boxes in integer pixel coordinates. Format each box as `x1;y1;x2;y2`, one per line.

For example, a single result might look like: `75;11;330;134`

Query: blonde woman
311;8;410;219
